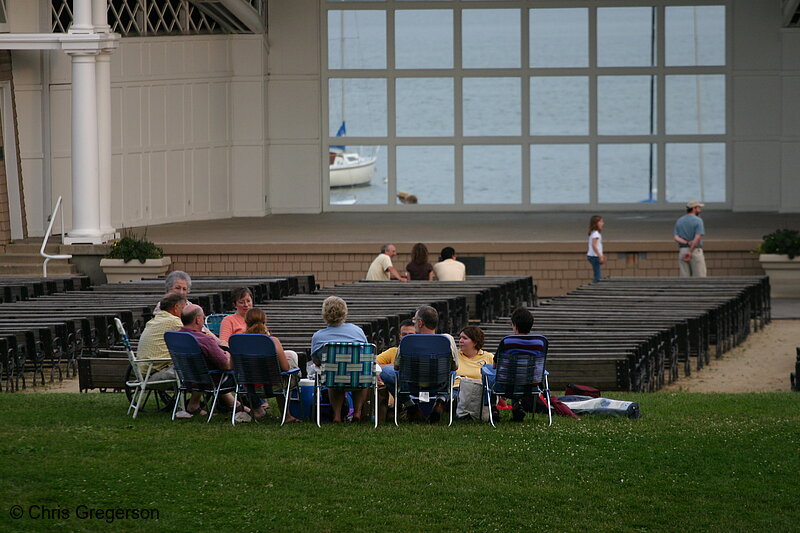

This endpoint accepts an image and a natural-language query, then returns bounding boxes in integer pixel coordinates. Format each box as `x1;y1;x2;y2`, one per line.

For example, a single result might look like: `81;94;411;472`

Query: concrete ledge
161;240;762;255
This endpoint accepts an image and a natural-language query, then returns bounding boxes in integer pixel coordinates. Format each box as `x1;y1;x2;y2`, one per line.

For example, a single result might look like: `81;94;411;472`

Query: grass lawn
0;392;798;532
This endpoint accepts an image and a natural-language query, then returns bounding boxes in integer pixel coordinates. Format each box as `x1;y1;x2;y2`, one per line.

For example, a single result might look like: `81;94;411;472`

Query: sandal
186;406;208;417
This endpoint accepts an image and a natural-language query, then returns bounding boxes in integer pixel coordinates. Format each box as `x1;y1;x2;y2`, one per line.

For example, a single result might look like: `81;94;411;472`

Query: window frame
322;0;731;212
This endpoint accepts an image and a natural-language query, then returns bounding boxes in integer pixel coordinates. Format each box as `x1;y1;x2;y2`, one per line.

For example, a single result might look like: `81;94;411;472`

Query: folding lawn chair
204;314;228;336
482;334;551;427
393;334;456;426
164;330;235;423
115;318;176;419
228;333;301;426
315;342;378;428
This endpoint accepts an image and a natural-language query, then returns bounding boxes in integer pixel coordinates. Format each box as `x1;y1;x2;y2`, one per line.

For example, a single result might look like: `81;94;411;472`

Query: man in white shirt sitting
433;247;466;281
365;244;408;282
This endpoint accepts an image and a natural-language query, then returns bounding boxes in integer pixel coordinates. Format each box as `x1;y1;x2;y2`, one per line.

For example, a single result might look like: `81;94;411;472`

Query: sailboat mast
341;11;346;129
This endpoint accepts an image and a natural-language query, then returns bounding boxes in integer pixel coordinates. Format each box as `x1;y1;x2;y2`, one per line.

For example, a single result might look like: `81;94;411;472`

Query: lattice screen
51;0;221;36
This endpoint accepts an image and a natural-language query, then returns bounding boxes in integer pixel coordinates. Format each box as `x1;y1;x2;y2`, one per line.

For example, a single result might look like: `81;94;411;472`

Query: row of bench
478;276;770;392
0;276;316;392
78;276;535;394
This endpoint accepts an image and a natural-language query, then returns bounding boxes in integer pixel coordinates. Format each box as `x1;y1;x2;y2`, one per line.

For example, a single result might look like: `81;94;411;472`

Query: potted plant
757;229;800;298
99;229;172;283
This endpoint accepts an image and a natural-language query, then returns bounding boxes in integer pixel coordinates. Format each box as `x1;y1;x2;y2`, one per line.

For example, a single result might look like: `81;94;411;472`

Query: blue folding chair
164;331;235;423
315;342;378;428
204;314;229;336
393;334;456;426
482;334;551;427
228;333;301;426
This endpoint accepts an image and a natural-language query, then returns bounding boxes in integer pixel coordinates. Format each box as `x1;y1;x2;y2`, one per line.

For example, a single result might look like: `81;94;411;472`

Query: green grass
1;392;799;532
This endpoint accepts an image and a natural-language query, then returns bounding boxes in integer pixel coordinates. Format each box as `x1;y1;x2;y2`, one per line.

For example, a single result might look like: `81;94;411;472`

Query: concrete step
0;263;77;276
0;253;66;264
6;242;61;254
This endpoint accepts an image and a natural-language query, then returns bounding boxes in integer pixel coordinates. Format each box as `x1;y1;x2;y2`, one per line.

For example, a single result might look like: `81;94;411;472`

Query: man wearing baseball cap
673;200;707;277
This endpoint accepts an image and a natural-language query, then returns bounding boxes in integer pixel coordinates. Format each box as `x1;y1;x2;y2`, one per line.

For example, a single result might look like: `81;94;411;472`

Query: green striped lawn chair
314;342;378;427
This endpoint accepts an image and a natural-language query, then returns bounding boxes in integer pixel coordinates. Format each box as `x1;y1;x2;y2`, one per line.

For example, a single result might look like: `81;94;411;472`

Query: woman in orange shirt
219;287;253;346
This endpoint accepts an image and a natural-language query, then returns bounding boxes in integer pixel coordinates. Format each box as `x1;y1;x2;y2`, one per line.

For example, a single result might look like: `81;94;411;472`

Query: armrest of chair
281;368;301;377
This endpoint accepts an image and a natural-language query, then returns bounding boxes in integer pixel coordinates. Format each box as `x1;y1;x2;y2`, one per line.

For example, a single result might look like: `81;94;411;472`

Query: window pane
396;78;453;137
665;75;725;134
666;6;725;66
598;76;655;135
666;143;725;203
397;146;454;204
329;145;387;205
597;7;655;67
328;10;386;69
329;78;387;137
464;145;521;204
531;145;589;204
530;8;588;68
531;76;588;135
463;9;520;68
396;10;452;69
463;77;520;136
598;144;658;203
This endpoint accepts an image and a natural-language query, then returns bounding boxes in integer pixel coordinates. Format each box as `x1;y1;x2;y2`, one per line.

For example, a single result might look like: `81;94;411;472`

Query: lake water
326;5;726;207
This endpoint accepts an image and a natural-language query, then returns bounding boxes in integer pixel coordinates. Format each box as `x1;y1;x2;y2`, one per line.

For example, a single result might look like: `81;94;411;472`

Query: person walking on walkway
587;215;606;282
673;200;707;277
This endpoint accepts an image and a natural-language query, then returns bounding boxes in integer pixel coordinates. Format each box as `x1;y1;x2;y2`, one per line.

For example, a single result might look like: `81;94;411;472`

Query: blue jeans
379;365;397;394
587;256;602;282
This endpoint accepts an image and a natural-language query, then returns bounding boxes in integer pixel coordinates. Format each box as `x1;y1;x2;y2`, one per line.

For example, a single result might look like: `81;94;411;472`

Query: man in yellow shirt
136;292;187;377
377;319;416;390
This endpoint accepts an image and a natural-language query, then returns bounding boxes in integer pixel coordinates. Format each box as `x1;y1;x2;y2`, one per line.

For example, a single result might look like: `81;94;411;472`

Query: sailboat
329;121;376;188
328;11;377;189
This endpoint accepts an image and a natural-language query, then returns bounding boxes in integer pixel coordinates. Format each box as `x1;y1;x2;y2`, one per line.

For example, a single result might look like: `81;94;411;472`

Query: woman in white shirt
587;215;606;282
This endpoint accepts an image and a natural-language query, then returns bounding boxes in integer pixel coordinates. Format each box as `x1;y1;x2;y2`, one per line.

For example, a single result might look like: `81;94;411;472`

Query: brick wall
162;240;763;298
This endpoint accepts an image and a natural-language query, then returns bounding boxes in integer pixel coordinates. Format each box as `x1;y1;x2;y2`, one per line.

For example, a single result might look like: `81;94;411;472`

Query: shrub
757;229;800;259
105;229;164;264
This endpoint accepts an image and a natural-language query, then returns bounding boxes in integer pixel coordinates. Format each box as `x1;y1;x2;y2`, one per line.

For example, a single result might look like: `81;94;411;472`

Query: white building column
64;51;102;244
71;0;95;34
93;0;115;239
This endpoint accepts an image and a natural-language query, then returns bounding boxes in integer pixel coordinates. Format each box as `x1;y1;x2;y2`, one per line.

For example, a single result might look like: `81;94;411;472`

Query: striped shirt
136;311;183;371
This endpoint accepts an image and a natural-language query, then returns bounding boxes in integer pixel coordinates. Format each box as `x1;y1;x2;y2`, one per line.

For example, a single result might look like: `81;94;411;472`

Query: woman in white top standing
587;215;606;282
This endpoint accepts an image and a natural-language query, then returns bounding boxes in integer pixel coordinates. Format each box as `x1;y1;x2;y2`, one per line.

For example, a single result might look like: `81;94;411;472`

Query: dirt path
659;319;800;393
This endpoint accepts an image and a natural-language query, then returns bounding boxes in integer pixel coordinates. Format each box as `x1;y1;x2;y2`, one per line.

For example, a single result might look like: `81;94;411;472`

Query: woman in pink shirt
219;287;253;346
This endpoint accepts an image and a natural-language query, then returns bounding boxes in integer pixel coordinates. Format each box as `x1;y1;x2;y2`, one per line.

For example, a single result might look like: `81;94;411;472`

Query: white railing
40;196;72;278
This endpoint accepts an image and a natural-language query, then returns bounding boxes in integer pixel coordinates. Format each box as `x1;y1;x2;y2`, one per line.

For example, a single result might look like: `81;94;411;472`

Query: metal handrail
41;195;72;277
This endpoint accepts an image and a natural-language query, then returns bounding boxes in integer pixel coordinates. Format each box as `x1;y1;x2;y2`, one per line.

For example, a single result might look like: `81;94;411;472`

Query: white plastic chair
114;318;177;418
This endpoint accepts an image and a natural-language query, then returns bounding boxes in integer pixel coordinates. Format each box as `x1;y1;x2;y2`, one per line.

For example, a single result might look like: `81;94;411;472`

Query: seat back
319;342;377;388
396;334;453;394
228;333;282;389
114;317;143;382
164;331;215;388
204;314;228;336
492;334;548;398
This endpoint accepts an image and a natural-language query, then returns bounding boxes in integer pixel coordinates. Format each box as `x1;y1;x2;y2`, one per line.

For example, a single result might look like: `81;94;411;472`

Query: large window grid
323;1;730;211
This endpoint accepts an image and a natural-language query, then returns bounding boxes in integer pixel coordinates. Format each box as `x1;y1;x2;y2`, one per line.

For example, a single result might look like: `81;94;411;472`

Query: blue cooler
289;378;315;420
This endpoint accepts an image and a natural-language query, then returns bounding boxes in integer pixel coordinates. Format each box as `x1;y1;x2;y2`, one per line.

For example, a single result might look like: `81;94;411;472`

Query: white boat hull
330;152;376;187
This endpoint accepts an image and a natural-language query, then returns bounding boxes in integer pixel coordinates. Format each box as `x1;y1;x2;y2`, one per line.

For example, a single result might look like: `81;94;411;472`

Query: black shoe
511;403;526;422
406;405;424;422
427;400;445;423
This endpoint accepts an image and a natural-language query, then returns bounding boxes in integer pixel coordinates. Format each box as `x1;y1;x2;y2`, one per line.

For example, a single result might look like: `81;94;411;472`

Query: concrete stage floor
138;210;800;245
